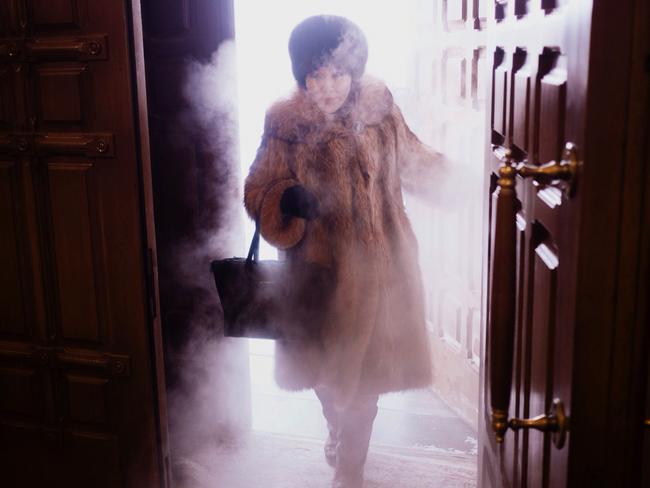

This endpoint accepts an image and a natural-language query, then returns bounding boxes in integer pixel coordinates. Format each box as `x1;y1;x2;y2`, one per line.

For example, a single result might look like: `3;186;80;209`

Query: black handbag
210;220;334;341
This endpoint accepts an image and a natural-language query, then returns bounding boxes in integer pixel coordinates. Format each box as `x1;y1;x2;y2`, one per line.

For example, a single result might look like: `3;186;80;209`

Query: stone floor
173;431;477;488
170;339;478;487
249;339;478;456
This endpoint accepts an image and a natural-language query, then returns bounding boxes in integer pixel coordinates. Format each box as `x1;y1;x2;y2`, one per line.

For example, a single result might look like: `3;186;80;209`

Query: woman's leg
334;393;379;485
316;388;379;486
315;387;340;467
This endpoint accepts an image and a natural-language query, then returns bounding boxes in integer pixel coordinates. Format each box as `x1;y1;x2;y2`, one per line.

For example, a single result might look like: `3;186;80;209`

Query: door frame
127;0;170;485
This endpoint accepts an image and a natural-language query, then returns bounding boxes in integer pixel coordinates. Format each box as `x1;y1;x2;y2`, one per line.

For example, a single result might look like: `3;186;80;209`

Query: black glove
280;185;319;220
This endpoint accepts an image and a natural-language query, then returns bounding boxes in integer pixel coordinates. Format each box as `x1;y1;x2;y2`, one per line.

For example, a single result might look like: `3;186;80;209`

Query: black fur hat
288;15;368;88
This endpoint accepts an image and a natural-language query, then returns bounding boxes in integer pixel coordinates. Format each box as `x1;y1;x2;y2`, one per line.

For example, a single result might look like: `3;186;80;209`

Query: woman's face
305;64;352;114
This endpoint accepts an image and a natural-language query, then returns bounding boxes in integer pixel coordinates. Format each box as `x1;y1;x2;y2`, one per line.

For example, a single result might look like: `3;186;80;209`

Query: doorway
231;1;483;486
147;0;485;486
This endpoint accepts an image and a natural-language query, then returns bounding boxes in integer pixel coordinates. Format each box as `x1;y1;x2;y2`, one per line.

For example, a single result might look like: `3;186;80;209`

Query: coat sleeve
244;133;306;250
392;104;458;207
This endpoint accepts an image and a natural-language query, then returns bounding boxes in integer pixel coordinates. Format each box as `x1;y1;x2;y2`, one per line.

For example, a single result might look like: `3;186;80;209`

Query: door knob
496;398;569;448
488;143;578;449
518;143;578;195
492;142;579;194
645;419;650;428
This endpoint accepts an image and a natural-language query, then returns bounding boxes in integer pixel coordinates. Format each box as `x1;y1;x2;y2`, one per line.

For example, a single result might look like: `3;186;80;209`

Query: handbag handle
246;218;261;264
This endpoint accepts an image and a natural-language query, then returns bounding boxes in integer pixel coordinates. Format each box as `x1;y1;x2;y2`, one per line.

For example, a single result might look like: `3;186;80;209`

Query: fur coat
244;76;450;408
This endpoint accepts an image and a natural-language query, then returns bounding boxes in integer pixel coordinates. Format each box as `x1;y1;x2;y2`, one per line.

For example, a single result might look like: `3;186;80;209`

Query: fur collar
263;76;394;144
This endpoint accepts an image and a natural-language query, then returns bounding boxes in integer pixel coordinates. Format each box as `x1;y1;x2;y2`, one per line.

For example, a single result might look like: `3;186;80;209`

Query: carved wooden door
480;0;588;486
0;1;167;486
404;0;486;429
480;0;650;485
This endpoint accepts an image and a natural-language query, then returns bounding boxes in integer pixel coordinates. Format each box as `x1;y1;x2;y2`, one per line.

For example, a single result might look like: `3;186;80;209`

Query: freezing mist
165;39;253;480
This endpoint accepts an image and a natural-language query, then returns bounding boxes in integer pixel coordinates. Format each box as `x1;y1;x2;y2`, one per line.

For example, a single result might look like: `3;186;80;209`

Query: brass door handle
645;419;650;428
493;143;579;194
488;143;578;449
507;399;569;448
492;399;569;449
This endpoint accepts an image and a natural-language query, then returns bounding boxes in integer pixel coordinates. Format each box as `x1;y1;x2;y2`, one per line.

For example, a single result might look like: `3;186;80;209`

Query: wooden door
404;0;486;429
0;1;168;486
480;3;584;484
480;0;650;486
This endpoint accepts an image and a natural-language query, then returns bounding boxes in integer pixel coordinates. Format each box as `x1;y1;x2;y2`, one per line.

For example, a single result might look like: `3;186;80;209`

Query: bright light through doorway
234;0;425;436
233;1;480;466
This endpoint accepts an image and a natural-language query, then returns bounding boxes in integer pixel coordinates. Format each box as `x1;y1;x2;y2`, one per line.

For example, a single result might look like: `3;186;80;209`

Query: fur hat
288;15;368;88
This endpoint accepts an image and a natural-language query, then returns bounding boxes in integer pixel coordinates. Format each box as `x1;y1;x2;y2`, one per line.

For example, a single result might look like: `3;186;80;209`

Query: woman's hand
280;185;319;220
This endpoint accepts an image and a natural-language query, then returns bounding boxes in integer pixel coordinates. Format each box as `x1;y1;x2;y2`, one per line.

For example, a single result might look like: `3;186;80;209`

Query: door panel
536;54;566;165
0;66;18;128
511;54;531;155
492;47;507;142
0;1;166;486
47;157;106;344
480;2;584;486
29;0;88;33
527;235;559;487
0;365;44;416
0;160;32;336
33;63;90;128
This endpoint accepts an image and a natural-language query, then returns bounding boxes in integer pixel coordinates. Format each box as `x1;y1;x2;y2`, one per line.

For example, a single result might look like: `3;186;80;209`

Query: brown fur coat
244;76;449;408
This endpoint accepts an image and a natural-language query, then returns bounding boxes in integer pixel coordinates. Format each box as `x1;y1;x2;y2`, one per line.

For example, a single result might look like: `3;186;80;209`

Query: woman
244;15;451;488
